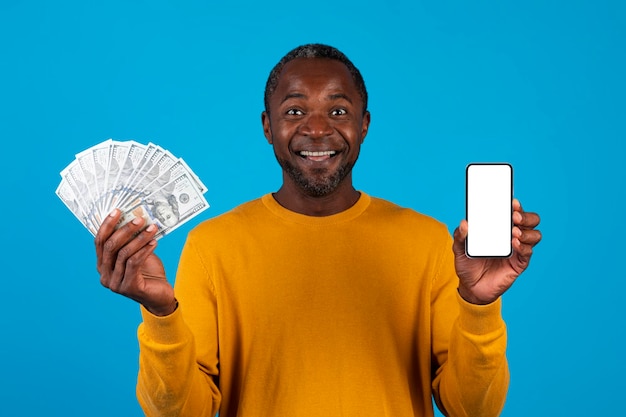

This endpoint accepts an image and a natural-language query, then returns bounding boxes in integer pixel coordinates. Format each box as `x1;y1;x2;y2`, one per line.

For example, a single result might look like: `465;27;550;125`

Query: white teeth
299;150;336;156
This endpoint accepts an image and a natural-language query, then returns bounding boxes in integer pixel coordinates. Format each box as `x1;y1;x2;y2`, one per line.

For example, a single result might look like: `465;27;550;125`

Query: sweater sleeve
430;235;509;417
136;235;222;417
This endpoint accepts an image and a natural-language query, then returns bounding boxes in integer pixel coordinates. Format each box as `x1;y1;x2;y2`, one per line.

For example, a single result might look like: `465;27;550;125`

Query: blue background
1;1;624;415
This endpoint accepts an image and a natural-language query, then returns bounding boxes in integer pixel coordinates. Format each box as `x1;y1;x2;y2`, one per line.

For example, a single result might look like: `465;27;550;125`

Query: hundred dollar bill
118;153;206;211
119;143;159;196
56;178;98;236
61;159;102;228
117;172;209;239
98;140;131;213
106;140;148;211
179;157;207;194
135;150;206;195
75;147;98;203
137;149;179;191
149;157;207;195
116;145;175;209
91;139;113;216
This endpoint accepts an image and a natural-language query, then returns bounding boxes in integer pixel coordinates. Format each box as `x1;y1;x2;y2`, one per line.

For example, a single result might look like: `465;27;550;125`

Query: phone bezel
465;162;514;258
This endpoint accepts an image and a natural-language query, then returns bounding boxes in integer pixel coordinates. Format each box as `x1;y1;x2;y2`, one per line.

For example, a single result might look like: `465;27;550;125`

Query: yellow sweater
137;193;509;417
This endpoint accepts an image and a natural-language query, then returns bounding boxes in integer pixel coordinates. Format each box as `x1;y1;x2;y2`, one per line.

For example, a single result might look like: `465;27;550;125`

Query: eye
286;108;304;116
331;108;347;116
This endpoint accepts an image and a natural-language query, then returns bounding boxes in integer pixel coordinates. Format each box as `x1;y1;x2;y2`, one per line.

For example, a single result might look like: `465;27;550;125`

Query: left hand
452;198;542;305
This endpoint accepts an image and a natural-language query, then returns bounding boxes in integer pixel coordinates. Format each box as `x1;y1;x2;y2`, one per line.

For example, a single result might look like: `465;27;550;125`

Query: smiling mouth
299;150;337;161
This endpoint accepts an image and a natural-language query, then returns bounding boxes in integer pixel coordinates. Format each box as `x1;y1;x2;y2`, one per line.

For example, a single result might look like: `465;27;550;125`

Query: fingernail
109;209;118;217
146;224;156;232
132;217;142;225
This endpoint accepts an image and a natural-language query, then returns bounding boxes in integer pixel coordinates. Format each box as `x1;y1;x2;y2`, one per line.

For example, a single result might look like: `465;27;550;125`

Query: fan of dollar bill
56;138;209;239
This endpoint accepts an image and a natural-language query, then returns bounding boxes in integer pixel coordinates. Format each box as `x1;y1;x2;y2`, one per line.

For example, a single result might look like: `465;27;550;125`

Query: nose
299;112;333;138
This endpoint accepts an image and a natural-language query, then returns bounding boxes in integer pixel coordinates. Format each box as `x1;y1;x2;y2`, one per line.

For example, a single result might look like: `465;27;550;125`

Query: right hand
95;209;177;316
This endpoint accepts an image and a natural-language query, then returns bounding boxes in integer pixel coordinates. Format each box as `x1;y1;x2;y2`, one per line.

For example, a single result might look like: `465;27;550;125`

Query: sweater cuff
456;292;505;335
139;304;189;345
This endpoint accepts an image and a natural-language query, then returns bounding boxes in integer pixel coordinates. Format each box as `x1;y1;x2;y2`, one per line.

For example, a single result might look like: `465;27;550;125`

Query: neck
272;180;361;217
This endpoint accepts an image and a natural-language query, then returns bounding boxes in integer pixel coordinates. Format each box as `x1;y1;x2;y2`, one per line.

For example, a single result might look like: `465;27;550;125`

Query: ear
261;111;273;144
359;111;371;144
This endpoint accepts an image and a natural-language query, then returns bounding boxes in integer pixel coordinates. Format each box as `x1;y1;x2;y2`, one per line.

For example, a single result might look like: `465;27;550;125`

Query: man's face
262;58;370;197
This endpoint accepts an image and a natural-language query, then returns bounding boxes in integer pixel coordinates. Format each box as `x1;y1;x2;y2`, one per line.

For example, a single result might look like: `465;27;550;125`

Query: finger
95;209;121;269
514;211;541;229
513;227;542;246
108;223;159;292
114;223;159;274
116;235;159;295
512;199;541;228
512;237;534;260
99;216;150;287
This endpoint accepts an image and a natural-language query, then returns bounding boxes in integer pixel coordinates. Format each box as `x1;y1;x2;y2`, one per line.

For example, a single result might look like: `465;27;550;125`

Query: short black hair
264;43;368;115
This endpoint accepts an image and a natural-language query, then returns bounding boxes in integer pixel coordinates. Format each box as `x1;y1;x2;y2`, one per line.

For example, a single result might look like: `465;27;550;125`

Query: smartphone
465;163;513;258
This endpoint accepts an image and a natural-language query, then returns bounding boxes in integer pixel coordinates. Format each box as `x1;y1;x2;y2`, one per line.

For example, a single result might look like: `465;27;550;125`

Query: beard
275;155;356;197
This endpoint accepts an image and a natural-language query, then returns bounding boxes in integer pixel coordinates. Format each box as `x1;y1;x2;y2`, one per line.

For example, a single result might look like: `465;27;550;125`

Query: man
96;43;541;417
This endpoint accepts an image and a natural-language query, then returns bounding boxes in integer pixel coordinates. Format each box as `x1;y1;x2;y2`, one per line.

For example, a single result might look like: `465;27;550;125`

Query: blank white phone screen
466;163;513;258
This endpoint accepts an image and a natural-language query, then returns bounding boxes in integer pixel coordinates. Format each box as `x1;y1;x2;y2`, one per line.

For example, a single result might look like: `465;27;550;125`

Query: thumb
452;219;468;257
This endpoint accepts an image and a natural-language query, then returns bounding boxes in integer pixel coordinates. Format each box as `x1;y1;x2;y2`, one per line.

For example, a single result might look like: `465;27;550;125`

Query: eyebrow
280;93;306;104
280;93;353;104
329;93;352;103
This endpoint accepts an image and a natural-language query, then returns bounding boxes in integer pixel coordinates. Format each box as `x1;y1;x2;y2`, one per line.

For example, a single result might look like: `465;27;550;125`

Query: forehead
273;58;359;99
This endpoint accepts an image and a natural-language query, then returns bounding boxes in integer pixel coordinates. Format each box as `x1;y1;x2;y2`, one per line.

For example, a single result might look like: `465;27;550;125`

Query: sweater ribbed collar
261;192;371;226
